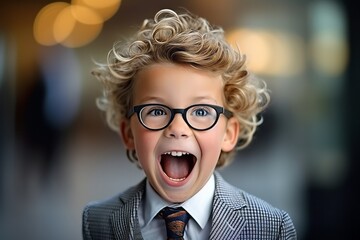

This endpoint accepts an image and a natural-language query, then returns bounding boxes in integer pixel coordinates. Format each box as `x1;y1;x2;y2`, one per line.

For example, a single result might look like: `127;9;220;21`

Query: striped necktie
159;207;190;240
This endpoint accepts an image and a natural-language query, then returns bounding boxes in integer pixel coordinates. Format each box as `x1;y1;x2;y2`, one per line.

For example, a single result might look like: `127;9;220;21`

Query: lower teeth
169;177;186;182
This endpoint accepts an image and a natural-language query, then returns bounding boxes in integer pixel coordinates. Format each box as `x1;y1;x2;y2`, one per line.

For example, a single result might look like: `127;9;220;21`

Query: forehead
132;63;224;106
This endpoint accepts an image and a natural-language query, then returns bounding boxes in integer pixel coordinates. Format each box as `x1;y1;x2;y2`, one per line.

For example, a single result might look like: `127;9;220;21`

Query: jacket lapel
209;172;248;239
111;179;146;240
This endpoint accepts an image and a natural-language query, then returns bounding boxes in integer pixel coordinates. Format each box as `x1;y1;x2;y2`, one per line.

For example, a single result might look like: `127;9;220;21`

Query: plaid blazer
82;172;297;239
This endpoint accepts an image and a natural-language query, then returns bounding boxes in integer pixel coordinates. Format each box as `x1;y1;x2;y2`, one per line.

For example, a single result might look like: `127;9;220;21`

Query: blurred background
0;0;359;239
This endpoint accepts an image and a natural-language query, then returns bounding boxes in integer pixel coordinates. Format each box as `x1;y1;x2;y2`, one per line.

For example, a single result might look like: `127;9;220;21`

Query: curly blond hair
93;9;270;168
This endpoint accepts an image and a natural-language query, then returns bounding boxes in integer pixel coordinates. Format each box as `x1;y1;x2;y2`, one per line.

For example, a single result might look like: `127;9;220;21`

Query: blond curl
93;9;270;168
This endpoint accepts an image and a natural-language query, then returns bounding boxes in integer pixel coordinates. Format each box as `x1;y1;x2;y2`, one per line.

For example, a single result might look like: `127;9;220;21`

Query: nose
164;113;192;139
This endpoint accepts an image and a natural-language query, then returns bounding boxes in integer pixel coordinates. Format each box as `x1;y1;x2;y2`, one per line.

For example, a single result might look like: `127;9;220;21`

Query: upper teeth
164;151;190;157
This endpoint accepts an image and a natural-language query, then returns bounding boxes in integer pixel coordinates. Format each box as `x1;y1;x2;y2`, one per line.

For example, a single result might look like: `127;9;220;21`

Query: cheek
132;128;159;162
131;120;153;148
197;128;226;159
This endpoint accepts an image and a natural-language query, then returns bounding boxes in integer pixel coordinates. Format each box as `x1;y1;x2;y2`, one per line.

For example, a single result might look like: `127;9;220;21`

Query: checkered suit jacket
82;172;297;239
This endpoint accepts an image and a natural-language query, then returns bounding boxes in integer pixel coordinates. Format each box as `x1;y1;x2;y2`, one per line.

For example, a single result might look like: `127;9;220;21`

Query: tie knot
160;207;190;240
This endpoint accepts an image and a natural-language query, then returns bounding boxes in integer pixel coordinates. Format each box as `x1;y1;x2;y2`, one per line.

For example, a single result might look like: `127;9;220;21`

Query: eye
192;106;210;117
148;107;167;116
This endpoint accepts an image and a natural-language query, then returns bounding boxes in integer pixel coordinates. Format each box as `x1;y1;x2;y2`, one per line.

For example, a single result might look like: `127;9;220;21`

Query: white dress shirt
138;174;215;240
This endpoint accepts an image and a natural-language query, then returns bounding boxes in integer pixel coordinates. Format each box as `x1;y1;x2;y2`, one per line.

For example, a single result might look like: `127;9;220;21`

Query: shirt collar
144;174;215;230
144;181;169;226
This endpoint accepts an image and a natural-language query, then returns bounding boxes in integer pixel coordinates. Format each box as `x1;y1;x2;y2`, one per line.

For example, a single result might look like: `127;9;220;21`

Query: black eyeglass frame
127;103;233;131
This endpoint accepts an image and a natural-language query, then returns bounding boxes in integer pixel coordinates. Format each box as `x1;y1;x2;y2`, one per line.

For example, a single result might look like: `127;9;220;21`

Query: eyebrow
136;96;219;106
136;96;165;104
192;96;219;104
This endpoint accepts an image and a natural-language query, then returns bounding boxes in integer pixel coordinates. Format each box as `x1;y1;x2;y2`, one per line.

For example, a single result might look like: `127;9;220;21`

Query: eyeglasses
127;104;233;131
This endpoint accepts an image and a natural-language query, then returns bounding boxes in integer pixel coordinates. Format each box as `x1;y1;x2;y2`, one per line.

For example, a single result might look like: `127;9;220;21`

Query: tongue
161;155;191;179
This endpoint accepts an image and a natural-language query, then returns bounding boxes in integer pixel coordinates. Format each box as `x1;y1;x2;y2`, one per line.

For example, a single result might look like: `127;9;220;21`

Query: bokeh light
227;29;271;74
52;5;77;44
308;0;348;77
72;0;122;21
33;0;121;48
226;28;305;77
53;5;103;48
70;4;103;25
33;2;69;46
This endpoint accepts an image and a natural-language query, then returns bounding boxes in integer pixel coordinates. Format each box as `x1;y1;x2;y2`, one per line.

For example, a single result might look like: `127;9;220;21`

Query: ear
221;117;240;152
120;119;135;150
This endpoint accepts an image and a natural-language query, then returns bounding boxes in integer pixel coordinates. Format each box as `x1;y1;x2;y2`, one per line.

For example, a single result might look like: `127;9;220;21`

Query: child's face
121;63;239;203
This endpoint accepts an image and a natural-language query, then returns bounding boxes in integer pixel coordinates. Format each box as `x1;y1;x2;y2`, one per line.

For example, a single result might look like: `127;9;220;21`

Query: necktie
159;207;190;240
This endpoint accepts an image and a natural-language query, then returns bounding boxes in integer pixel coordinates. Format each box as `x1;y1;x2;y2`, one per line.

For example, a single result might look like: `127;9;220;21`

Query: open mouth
160;151;196;182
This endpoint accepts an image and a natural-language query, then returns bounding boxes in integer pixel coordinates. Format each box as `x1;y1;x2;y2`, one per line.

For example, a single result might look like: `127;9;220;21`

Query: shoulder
240;190;291;224
214;171;288;217
84;179;145;215
82;179;146;239
240;191;297;239
213;172;297;239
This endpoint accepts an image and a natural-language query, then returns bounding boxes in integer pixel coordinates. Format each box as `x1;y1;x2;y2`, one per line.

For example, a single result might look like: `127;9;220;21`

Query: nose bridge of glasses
170;108;188;124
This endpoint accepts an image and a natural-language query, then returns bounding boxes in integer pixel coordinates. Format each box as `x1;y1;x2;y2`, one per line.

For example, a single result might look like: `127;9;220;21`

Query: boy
82;8;297;239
